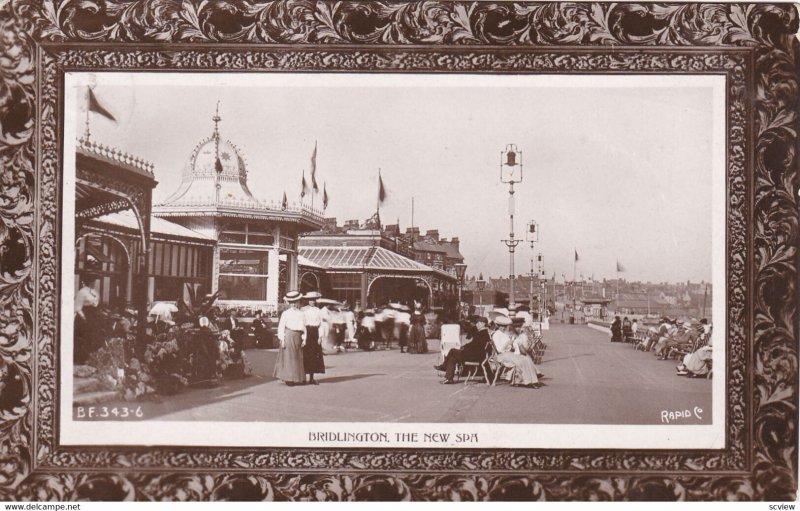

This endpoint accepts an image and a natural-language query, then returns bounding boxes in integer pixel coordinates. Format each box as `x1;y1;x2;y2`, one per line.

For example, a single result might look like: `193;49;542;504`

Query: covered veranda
298;245;456;307
75;137;156;327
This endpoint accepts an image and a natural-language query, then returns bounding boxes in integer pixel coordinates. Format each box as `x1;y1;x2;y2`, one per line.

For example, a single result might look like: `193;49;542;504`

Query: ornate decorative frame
0;1;796;501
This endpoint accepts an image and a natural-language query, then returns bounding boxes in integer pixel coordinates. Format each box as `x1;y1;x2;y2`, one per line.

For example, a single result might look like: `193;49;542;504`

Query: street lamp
454;262;467;319
500;144;523;308
526;220;538;311
476;272;487;308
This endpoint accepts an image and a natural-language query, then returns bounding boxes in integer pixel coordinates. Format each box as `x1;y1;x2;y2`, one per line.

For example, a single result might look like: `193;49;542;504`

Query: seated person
435;317;492;384
639;326;658;351
491;316;541;388
676;337;713;376
511;320;544;378
652;319;677;356
655;321;695;359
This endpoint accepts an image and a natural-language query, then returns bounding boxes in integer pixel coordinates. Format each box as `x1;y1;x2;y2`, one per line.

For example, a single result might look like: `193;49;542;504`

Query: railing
154;196;325;221
77;137;155;175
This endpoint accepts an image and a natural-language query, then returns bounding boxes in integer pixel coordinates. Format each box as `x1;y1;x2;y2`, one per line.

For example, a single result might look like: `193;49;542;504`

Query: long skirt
273;330;305;383
356;326;374;350
302;326;325;374
497;352;539;385
397;323;409;348
408;324;427;354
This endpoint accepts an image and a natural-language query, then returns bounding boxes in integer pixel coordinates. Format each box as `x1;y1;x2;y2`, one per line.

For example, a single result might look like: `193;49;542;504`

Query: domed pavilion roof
158;106;259;208
153;105;325;232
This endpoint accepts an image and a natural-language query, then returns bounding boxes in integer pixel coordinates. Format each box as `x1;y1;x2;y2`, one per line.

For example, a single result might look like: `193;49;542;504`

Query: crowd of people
272;291;433;386
613;315;713;378
272;291;549;389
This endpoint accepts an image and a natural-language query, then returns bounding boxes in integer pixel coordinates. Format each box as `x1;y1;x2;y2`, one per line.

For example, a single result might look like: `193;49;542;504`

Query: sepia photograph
1;0;797;503
61;72;724;449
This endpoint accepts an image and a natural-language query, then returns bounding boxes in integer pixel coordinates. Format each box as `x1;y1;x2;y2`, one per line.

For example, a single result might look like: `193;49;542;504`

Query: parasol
149;301;178;320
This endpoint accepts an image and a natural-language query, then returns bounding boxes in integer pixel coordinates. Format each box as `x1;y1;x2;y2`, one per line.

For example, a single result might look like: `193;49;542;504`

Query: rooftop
92;210;213;241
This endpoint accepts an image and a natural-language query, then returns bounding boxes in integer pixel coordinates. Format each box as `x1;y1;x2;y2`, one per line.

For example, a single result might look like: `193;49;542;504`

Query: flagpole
84;87;91;141
376;168;383;231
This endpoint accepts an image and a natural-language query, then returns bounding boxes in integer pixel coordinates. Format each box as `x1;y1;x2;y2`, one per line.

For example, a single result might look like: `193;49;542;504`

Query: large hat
494;315;512;326
317;298;340;306
511;316;526;326
388;302;403;309
487;310;509;323
303;291;321;300
474;316;488;324
284;291;302;302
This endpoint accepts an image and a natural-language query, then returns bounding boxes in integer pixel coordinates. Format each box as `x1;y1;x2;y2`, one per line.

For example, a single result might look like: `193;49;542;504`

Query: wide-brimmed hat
284;291;302;302
303;291;321;300
317;298;340;306
487;310;508;323
511;317;526;326
494;315;512;326
474;316;488;325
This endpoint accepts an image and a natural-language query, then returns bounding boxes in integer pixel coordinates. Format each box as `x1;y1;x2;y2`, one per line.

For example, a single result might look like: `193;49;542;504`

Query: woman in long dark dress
408;311;427;354
301;292;325;385
610;316;623;342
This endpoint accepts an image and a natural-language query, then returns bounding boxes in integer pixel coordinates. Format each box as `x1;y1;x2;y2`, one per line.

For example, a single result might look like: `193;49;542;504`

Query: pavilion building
152;110;325;310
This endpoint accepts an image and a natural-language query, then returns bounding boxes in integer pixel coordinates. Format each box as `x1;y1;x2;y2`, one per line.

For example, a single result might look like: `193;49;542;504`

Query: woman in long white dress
491;317;541;388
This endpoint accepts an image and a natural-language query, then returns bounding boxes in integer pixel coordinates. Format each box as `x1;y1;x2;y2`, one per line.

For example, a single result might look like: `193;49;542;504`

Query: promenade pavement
85;323;712;424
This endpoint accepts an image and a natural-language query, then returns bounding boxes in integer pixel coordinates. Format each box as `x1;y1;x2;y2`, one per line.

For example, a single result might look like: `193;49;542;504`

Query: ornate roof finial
212;100;221;139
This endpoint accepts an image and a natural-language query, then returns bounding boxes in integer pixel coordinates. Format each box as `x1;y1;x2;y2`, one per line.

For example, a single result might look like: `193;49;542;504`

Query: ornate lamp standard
454;262;467;319
526;220;538;310
500;144;523;308
476;273;487;308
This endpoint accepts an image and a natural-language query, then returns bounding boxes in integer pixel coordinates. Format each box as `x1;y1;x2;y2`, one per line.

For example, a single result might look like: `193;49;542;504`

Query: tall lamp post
500;144;523;308
537;252;545;319
454;262;467;319
476;273;487;309
526;220;538;310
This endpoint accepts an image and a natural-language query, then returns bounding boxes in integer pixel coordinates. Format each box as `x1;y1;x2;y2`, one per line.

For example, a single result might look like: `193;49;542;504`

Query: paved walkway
78;324;711;424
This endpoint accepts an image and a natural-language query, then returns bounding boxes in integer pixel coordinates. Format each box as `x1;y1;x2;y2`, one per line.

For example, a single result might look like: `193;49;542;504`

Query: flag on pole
616;260;626;272
310;141;319;193
281;191;288;210
323;182;329;210
300;170;309;199
574;249;579;262
378;171;387;204
87;87;116;122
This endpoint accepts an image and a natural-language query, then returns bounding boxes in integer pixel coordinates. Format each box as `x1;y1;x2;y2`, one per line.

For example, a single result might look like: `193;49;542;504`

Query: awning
299;246;454;280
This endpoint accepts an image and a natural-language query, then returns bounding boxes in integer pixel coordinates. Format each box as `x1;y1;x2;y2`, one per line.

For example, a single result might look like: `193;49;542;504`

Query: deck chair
438;324;462;365
486;343;516;386
462;343;494;385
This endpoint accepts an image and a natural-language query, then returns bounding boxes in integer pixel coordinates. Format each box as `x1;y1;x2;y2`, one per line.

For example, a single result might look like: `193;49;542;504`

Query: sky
70;73;717;284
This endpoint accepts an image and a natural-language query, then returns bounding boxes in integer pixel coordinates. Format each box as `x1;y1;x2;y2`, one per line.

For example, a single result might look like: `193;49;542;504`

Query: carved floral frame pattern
0;1;796;501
